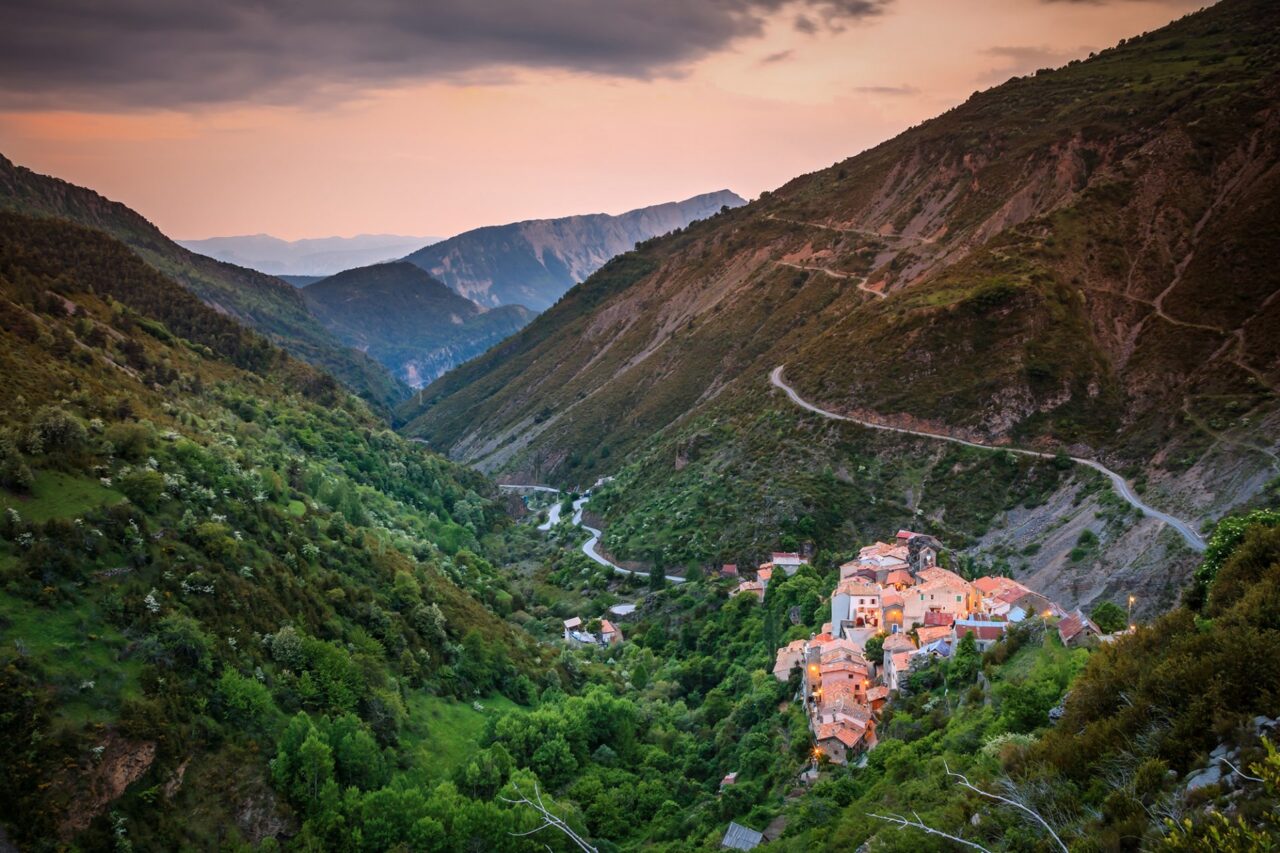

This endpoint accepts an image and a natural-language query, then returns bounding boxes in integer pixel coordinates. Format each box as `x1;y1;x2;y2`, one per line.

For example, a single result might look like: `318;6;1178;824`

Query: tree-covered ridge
0;154;408;415
0;213;551;848
303;261;536;388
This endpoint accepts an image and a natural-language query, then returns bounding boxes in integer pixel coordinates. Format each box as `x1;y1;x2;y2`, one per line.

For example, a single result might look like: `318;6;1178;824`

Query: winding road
501;485;685;582
770;366;1207;552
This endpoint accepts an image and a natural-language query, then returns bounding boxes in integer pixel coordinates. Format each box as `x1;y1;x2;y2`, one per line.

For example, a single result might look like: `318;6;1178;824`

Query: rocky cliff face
402;190;746;310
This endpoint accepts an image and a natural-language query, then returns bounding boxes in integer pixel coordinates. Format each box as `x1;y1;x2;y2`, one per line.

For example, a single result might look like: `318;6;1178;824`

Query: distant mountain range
0;155;739;399
304;261;534;388
177;233;440;276
403;190;746;310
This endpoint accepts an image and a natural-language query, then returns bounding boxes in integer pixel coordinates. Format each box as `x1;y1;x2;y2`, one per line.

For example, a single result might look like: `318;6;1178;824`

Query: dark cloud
0;0;891;110
852;84;919;95
759;49;796;64
1039;0;1202;4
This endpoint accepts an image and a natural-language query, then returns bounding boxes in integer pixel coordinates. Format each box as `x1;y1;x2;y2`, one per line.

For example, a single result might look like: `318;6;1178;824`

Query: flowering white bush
144;589;161;614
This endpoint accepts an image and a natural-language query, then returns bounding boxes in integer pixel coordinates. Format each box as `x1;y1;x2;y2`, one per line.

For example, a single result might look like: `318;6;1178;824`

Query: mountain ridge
399;0;1280;606
403;189;746;310
303;260;536;387
178;232;442;276
0;153;410;414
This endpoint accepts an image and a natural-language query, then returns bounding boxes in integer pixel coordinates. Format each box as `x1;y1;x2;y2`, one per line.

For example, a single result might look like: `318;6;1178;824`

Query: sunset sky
0;0;1201;241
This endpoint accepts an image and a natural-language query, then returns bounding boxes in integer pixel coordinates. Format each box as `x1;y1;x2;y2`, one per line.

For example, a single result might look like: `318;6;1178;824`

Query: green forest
0;0;1278;846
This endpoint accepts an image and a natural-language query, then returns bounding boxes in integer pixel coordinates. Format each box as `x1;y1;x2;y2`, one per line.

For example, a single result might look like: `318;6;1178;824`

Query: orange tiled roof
835;579;880;596
916;625;952;645
882;633;916;652
916;566;969;586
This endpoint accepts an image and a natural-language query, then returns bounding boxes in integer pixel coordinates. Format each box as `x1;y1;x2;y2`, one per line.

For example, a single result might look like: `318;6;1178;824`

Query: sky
0;0;1202;241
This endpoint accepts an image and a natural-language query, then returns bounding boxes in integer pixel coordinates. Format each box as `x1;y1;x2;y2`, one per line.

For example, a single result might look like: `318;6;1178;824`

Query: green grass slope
0;212;551;849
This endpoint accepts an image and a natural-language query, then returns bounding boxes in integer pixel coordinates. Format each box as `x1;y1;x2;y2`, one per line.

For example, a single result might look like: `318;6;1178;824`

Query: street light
1128;595;1136;631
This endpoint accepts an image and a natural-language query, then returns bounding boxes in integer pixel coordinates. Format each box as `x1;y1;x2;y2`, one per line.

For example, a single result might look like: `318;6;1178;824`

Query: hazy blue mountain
179;232;441;275
403;190;745;310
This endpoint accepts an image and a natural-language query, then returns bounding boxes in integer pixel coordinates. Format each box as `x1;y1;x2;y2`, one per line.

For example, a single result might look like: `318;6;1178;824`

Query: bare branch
945;760;1070;853
867;811;994;852
500;781;598;853
1222;758;1264;784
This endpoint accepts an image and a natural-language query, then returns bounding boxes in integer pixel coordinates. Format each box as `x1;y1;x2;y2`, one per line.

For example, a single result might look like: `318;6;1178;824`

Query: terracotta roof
885;569;914;587
1058;609;1099;644
915;625;952;645
600;619;618;635
889;651;913;671
916;566;969;586
772;552;805;562
721;564;739;576
866;685;890;702
756;567;773;581
954;621;1005;641
819;681;859;707
817;708;868;747
563;617;582;629
881;590;904;607
923;611;955;627
973;575;1026;596
882;633;916;652
835;579;880;596
896;529;926;540
820;656;868;674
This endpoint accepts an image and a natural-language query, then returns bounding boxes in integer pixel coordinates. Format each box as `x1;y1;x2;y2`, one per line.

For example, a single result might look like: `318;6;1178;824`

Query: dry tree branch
867;810;994;852
1222;758;1264;784
944;760;1070;853
499;780;598;853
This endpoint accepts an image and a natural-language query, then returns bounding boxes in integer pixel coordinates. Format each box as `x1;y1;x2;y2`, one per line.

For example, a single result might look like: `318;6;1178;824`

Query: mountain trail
774;260;885;299
770;365;1207;551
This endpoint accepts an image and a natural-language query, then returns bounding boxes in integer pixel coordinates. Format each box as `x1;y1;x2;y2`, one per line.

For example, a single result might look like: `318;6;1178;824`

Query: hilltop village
754;531;1100;767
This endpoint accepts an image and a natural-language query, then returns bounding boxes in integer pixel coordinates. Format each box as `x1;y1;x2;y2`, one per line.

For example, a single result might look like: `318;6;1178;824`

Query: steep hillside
403;190;746;310
178;233;440;276
304;261;535;387
401;0;1280;603
0;155;408;414
0;212;551;849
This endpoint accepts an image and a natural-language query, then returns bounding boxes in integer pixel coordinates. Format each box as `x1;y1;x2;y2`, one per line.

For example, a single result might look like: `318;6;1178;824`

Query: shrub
26;406;87;456
118;469;165;511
